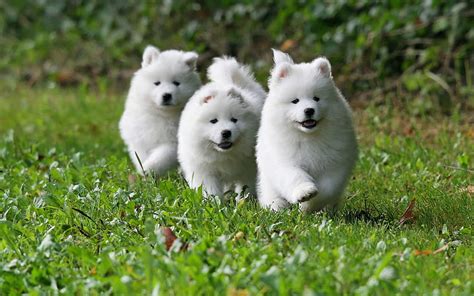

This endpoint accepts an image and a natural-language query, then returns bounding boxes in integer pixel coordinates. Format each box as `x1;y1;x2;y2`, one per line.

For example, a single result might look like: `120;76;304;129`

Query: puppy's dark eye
154;81;161;86
291;98;299;104
313;96;320;102
231;117;238;123
210;119;218;124
173;81;180;86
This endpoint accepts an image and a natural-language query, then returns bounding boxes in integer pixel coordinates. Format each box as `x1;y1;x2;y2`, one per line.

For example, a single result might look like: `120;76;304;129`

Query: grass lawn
0;84;473;295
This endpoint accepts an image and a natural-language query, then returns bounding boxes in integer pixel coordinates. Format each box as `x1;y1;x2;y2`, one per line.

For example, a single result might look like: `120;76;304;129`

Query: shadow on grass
341;209;391;224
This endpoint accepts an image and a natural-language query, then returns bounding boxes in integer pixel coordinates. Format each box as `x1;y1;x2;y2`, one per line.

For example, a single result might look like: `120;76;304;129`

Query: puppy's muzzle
162;93;172;105
304;108;315;117
300;108;318;129
221;129;231;139
217;129;233;150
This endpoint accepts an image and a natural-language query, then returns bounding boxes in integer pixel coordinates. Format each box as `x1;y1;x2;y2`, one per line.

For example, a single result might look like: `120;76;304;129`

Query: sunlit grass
0;85;472;294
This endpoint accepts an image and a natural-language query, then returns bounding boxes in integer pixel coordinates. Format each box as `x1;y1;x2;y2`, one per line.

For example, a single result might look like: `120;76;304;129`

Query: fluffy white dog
178;57;266;198
256;49;358;212
119;46;201;175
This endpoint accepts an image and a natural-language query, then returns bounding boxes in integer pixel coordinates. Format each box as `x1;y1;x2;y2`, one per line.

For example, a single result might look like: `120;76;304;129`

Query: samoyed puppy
256;49;358;212
119;45;201;175
178;57;266;199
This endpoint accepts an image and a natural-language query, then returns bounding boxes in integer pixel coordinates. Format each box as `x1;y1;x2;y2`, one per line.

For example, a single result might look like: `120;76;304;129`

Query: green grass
0;84;473;295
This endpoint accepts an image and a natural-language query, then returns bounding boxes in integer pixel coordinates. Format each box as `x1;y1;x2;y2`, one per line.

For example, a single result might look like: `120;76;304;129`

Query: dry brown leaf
280;39;296;51
413;249;432;256
89;266;97;275
128;174;137;185
414;244;449;256
465;128;474;139
233;231;245;242
462;185;474;194
399;198;416;225
162;227;178;251
161;227;189;251
227;288;249;296
56;69;79;86
403;125;414;136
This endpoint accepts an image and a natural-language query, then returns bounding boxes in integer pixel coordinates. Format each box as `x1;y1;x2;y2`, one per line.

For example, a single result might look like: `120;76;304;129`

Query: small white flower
151;284;160;296
38;234;54;251
379;266;396;280
121;275;132;284
376;240;386;252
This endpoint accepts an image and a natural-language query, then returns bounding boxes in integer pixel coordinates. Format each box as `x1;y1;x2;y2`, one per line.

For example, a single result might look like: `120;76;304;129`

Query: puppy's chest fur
290;132;354;176
203;146;255;179
124;109;180;149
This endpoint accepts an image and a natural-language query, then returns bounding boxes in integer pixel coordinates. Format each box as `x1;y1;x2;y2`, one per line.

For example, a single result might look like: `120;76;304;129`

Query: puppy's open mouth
217;141;233;150
299;119;318;129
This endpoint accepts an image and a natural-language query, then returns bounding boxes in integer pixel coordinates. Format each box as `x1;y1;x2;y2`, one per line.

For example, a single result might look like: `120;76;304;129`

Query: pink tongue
303;120;316;127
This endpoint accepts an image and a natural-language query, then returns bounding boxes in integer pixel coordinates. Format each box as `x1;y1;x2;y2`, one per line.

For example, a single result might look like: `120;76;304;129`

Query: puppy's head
194;87;254;153
133;46;201;109
268;49;335;133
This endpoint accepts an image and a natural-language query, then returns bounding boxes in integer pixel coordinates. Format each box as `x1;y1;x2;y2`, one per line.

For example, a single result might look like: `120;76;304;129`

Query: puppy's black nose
304;108;315;116
221;130;232;139
162;93;172;102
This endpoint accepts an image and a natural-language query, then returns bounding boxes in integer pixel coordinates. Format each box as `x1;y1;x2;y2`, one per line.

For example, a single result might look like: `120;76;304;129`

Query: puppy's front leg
188;173;223;198
202;176;224;198
274;167;318;204
142;144;178;176
300;168;349;212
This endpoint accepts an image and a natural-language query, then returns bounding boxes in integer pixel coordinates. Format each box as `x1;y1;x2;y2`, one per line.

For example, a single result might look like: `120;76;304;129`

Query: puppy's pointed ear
183;52;198;70
202;95;213;104
142;46;160;68
312;57;332;78
228;87;248;108
272;49;294;65
200;90;217;105
270;62;292;86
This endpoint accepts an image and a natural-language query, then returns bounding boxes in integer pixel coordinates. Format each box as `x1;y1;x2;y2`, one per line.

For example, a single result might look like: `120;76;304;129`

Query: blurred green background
1;0;473;115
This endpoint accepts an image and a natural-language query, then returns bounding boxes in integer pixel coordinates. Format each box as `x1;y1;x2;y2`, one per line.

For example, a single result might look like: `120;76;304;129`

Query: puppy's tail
207;57;266;99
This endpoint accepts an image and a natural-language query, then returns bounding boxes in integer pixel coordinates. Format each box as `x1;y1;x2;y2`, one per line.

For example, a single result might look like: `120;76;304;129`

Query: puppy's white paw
269;198;289;211
290;182;318;204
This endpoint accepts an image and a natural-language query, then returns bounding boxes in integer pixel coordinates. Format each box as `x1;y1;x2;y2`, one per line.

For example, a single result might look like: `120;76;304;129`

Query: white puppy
178;57;266;198
256;50;358;212
119;46;201;175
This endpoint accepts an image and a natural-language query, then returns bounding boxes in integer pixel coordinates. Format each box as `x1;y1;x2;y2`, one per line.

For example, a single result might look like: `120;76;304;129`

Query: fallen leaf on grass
413;249;432;256
162;227;177;251
461;185;474;195
280;39;296;51
128;174;137;185
161;227;189;251
414;243;449;256
403;125;414;136
89;266;97;275
233;231;245;242
56;69;79;86
227;287;249;296
465;128;474;139
399;198;416;225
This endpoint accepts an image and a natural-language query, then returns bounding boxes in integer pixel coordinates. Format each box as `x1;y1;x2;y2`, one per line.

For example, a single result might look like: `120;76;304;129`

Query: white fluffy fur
119;45;201;175
178;57;266;198
256;49;358;212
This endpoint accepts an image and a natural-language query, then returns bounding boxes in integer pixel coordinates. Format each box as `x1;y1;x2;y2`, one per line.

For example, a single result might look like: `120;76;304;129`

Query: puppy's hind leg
142;144;178;176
